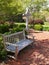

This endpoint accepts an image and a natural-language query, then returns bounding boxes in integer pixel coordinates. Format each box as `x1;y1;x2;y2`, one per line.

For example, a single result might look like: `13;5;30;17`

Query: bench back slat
3;31;26;44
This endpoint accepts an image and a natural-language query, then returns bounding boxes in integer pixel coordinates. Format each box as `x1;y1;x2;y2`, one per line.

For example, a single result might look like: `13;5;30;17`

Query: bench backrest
3;31;26;44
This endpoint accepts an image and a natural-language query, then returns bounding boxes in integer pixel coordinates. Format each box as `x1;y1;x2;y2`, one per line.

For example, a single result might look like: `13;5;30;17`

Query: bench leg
15;48;19;60
30;43;33;46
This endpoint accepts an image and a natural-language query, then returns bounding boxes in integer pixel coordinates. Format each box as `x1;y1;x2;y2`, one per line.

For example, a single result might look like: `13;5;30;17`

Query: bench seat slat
5;39;33;52
17;39;33;51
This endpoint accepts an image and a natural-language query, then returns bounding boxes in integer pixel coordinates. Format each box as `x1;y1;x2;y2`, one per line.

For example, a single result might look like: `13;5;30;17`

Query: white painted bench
2;30;34;59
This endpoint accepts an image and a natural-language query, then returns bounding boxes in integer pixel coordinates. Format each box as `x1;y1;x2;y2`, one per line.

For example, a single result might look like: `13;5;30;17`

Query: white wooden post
25;7;29;30
23;7;30;30
26;16;29;30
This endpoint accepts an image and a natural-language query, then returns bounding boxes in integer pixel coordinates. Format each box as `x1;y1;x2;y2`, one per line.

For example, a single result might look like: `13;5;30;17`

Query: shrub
0;24;3;33
9;22;14;28
0;24;9;33
13;24;18;28
33;24;43;31
43;26;49;31
29;25;33;28
0;35;2;41
4;32;11;35
9;27;23;33
3;24;9;32
0;49;7;60
10;28;17;33
0;40;7;60
10;24;25;33
9;23;18;29
15;27;23;32
19;24;26;28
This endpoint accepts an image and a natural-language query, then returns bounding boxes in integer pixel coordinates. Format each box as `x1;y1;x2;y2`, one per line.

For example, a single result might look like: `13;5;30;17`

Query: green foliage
13;24;18;28
0;0;47;22
8;24;25;33
0;23;26;34
43;26;49;31
4;32;11;35
16;27;23;32
11;27;24;33
0;40;7;60
0;49;7;60
31;0;47;22
0;0;24;21
17;24;25;32
19;24;26;28
43;22;49;31
0;24;9;34
33;24;43;31
14;14;24;22
29;25;33;28
9;28;17;33
44;22;49;25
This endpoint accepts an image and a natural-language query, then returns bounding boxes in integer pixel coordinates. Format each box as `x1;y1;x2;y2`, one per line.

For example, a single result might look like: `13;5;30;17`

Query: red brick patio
0;30;49;65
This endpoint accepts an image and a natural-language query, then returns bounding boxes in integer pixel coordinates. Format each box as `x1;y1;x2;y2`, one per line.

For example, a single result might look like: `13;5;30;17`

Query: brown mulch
0;30;49;65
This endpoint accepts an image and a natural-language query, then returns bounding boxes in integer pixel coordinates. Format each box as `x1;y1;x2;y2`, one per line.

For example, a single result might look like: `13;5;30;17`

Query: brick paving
0;30;49;65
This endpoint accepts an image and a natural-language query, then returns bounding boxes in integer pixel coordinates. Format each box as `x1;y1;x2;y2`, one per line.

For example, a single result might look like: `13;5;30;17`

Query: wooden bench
2;30;34;59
